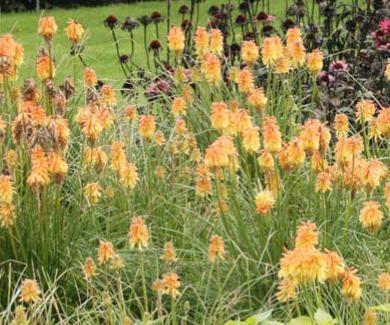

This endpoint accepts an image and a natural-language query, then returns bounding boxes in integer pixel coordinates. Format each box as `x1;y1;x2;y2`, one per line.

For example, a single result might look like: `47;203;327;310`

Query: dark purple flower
256;11;276;23
122;17;139;32
151;11;164;23
235;14;247;26
149;40;162;51
104;15;118;29
208;5;220;16
178;5;189;15
181;19;192;31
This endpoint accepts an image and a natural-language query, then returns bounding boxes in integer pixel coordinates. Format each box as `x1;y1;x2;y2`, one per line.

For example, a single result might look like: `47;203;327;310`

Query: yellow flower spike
129;216;149;249
255;190;275;215
341;268;361;303
241;40;259;67
306;49;323;77
167;26;185;57
208;235;225;263
38;16;57;41
359;201;384;233
97;240;116;265
19;279;41;303
65;19;84;45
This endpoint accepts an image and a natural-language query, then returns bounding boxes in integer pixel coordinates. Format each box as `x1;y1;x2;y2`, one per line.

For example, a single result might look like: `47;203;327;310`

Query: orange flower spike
341;268;362;302
355;99;376;123
315;171;332;193
195;27;209;57
324;250;345;282
209;29;223;55
19;279;41;303
110;141;126;172
97;240;116;265
359;201;384;233
310;151;327;172
361;159;388;193
162;272;181;298
263;116;282;154
82;113;103;143
119;161;139;189
285;137;305;171
295;221;318;249
345;135;364;159
154;130;166;146
274;48;291;74
376;106;390;138
83;257;97;281
258;150;275;172
36;54;55;80
38;16;57;41
333;113;349;138
167;26;185;57
48;152;68;183
231;108;252;134
0;34;17;59
201;53;221;86
242;126;260;153
261;36;283;67
208;235;225;262
0;175;14;204
385;59;390;80
83;68;97;87
307;49;323;77
241;40;259;67
278;247;327;284
161;241;177;264
210;102;230;131
171;96;187;116
129;216;149;249
101;84;116;106
65;19;84;45
84;182;101;205
5;150;18;174
276;278;297;302
139;114;156;139
248;87;267;111
385;183;390;208
175;118;188;134
286;27;302;47
377;272;390;292
236;68;255;94
299;119;321;155
255;190;275;215
195;163;212;197
288;40;306;68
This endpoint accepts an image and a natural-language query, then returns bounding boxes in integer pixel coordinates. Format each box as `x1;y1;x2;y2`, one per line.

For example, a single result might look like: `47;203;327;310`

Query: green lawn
0;1;287;82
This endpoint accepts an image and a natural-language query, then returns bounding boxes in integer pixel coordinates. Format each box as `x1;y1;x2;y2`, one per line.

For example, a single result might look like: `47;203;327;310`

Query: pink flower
379;18;390;34
330;60;348;73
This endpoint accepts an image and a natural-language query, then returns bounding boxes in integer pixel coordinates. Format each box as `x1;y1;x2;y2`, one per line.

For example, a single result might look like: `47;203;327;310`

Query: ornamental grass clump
0;2;389;324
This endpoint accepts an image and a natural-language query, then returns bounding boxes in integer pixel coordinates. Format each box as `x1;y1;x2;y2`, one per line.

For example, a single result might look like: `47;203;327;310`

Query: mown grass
0;1;289;81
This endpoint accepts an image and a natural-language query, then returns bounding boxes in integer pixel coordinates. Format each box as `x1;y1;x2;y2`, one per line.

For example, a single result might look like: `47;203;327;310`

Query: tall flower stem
143;26;151;69
216;260;223;323
167;0;172;63
138;249;149;314
111;29;128;77
130;30;135;58
171;296;177;325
